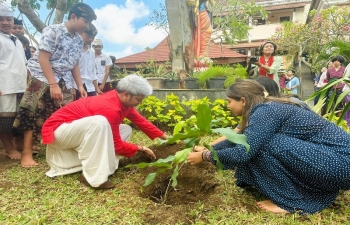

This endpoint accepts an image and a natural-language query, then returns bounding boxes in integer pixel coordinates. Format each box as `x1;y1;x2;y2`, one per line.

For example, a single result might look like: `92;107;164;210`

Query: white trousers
45;115;132;187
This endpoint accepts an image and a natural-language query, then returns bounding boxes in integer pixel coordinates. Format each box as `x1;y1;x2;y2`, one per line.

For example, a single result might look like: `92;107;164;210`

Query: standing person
13;2;97;168
12;18;31;60
42;75;168;189
0;4;27;160
92;39;112;93
74;23;101;100
285;70;300;95
188;79;350;214
29;46;36;58
248;41;282;86
314;67;327;105
326;55;346;112
278;72;287;90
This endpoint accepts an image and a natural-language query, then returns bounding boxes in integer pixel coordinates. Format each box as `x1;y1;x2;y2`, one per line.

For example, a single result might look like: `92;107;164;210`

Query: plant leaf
125;162;149;169
196;104;212;133
166;130;203;144
171;165;179;188
151;162;172;168
173;148;193;164
204;144;223;170
143;172;157;187
173;121;186;136
212;128;250;152
337;101;350;125
184;137;200;148
156;155;175;163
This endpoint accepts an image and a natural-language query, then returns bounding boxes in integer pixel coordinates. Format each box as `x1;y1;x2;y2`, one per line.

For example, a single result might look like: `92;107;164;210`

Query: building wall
267;11;294;24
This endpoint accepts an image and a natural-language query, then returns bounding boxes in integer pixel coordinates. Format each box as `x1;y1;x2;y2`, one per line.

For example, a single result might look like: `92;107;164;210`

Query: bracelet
202;151;211;162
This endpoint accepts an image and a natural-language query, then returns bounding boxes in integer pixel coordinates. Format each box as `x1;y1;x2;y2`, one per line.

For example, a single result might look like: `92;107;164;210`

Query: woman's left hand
187;152;204;165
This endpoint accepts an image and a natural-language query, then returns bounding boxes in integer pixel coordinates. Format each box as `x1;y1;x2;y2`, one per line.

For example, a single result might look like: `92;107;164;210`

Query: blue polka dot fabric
211;102;350;214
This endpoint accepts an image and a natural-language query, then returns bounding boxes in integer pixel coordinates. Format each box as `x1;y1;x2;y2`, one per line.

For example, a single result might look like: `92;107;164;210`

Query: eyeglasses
92;45;102;48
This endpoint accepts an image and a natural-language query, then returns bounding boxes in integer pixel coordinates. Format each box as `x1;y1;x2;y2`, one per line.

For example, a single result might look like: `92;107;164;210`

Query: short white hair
116;74;153;96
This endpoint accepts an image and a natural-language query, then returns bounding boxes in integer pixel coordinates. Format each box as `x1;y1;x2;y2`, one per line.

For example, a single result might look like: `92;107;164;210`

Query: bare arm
38;50;62;100
93;80;102;94
72;63;87;98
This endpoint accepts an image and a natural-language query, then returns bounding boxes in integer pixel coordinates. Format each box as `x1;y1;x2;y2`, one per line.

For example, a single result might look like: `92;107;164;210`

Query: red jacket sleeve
127;108;165;140
100;107;164;158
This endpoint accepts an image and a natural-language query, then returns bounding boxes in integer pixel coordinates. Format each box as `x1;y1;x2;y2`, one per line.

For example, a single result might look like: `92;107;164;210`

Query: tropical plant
224;64;248;87
196;65;247;88
136;59;170;78
313;40;350;70
164;72;177;80
127;104;249;203
272;6;350;72
307;77;350;132
136;95;239;130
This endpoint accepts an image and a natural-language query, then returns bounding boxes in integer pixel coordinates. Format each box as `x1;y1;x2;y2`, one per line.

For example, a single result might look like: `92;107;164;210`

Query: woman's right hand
50;85;62;100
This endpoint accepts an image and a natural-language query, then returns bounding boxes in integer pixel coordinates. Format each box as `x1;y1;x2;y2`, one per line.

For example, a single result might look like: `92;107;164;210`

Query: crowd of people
2;2;350;216
0;1;167;185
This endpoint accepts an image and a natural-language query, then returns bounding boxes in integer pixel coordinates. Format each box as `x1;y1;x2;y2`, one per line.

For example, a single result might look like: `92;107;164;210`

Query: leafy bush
135;94;239;130
196;65;248;88
127;104;249;204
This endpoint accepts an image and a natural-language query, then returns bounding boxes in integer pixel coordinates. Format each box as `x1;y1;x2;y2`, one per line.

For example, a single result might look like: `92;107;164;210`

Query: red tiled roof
207;42;247;58
226;41;265;49
265;3;306;11
116;38;170;64
116;37;246;64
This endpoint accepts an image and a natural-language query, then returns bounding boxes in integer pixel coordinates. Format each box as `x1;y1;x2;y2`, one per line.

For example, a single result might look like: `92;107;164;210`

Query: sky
6;0;168;60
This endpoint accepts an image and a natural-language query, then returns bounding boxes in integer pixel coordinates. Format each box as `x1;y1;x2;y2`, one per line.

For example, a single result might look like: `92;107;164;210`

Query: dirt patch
0;149;19;169
119;143;222;223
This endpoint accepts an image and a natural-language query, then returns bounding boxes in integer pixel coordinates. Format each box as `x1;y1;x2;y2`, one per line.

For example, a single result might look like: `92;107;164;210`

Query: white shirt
27;23;83;89
95;53;112;83
73;47;97;92
317;71;328;88
342;64;350;92
0;32;27;94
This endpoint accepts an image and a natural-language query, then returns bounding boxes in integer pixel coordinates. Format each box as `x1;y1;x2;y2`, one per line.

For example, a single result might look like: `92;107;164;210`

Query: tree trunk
53;0;67;25
18;0;46;33
17;0;46;33
166;0;194;73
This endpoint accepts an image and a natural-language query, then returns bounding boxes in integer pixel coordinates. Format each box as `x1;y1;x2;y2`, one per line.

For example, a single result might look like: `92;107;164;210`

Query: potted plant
164;72;179;89
185;70;200;89
223;64;248;88
196;65;233;89
137;60;170;89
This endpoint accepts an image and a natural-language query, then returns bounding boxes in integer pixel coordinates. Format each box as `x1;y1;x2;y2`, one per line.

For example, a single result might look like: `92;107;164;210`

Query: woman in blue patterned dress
188;79;350;214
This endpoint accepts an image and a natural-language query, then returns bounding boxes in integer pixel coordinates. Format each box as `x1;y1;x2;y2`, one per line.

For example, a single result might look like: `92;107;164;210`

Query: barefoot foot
4;149;21;160
257;200;289;214
21;152;39;168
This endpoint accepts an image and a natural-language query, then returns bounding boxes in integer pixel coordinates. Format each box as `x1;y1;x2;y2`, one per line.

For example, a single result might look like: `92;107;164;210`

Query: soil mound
119;143;220;205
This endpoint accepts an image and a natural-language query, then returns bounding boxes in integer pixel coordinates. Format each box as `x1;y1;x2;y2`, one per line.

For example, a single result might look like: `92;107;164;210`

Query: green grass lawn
1;131;350;224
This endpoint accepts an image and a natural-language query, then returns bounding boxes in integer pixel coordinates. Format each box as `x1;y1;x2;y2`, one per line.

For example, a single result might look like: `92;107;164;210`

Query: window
235;49;246;54
279;16;290;23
